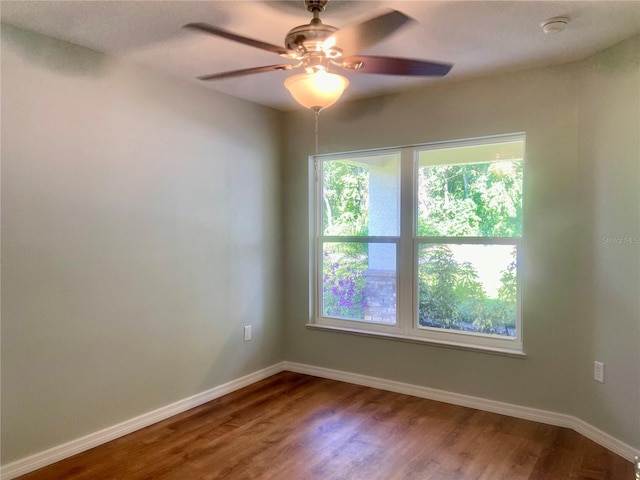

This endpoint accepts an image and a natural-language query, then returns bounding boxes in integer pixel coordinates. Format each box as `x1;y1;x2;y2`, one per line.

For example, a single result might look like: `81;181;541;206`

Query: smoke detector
541;17;569;34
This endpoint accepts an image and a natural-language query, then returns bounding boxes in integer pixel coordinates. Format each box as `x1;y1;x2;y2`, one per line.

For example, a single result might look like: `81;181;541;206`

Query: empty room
1;1;639;479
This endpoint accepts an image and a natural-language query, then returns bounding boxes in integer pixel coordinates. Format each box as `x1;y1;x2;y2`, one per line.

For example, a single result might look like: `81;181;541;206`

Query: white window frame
311;150;403;336
308;134;525;357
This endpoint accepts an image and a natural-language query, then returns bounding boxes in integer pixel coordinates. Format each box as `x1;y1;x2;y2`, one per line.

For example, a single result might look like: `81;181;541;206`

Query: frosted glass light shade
284;71;349;111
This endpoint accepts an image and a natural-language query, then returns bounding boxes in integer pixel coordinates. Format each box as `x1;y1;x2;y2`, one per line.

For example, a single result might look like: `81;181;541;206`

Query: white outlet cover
594;361;604;383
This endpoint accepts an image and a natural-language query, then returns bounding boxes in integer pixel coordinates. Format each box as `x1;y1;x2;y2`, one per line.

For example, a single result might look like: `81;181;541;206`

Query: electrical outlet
594;361;604;383
244;325;252;342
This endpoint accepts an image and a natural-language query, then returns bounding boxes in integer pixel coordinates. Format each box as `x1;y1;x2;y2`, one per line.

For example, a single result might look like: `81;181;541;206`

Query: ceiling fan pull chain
314;108;320;156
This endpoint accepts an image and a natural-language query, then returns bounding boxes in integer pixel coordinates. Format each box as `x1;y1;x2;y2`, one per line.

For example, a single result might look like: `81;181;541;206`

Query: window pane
417;143;523;237
321;154;399;236
417;243;517;337
322;242;396;324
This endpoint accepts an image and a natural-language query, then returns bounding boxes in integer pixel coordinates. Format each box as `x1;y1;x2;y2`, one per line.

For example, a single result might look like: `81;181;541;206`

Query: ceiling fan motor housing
305;0;328;13
285;22;337;50
284;18;342;58
284;0;342;64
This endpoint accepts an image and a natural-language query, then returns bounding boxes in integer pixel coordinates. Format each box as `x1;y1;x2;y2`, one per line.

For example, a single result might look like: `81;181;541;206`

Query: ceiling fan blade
197;64;295;81
341;56;453;77
329;10;413;57
184;23;292;56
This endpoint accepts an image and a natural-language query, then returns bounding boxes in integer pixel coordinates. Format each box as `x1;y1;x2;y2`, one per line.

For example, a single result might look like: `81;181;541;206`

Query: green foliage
493;252;518;335
322;161;369;236
418;161;523;237
498;252;518;303
418;244;517;336
416;159;521;337
418;245;461;328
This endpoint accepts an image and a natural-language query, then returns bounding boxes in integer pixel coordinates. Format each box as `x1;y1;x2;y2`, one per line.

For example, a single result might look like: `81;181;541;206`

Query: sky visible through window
447;244;515;298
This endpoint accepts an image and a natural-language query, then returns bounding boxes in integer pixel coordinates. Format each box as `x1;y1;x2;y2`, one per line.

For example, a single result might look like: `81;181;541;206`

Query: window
310;134;525;355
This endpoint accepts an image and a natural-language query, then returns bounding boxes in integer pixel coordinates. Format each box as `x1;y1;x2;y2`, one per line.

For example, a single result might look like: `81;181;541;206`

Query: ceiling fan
184;0;453;110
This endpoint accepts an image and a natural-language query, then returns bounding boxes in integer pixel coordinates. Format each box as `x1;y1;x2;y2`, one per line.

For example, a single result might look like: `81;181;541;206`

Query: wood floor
18;371;632;480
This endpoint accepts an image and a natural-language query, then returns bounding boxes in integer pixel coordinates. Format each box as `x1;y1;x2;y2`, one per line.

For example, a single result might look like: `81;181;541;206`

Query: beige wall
1;25;284;463
574;36;640;447
282;36;639;449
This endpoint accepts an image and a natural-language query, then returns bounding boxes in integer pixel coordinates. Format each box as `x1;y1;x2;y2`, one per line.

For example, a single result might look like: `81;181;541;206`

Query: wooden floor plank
17;372;633;480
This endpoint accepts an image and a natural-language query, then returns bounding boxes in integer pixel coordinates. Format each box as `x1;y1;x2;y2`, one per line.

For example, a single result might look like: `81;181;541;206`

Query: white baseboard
0;362;285;480
2;360;636;479
282;361;638;463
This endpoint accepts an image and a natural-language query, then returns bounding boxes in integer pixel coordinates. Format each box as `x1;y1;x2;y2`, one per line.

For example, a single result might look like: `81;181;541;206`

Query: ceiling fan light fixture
284;70;349;111
186;3;452;111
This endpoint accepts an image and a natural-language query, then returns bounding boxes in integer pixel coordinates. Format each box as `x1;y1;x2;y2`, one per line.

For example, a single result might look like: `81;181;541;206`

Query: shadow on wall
333;95;388;122
2;24;113;77
592;36;640;75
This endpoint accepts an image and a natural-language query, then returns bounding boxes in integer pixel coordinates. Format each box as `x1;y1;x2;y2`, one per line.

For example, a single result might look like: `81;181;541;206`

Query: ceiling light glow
284;70;349;111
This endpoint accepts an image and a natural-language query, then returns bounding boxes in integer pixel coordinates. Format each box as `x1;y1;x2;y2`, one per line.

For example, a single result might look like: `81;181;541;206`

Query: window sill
306;323;527;358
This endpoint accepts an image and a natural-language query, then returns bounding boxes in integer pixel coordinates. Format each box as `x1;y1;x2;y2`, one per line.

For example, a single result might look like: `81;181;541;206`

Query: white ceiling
2;1;639;111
